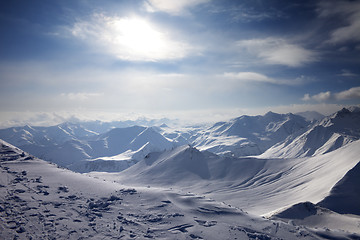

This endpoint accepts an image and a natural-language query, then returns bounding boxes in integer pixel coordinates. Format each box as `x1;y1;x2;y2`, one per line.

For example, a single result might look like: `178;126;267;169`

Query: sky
0;0;360;127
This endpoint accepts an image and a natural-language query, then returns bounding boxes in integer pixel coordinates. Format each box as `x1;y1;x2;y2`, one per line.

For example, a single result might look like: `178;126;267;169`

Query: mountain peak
264;111;280;117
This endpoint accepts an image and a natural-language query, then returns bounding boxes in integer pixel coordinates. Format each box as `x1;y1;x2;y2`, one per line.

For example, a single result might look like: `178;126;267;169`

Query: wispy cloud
61;92;104;101
302;86;360;102
318;0;360;44
208;3;285;23
237;37;318;67
144;0;209;15
223;72;312;86
338;69;358;77
69;13;194;61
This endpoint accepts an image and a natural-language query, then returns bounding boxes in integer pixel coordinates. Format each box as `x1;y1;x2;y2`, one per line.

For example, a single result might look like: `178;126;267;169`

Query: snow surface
269;202;360;236
1;139;333;240
89;139;360;218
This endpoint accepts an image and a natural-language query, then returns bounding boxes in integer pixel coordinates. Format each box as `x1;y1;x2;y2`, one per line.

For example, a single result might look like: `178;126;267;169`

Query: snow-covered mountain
192;111;309;157
74;118;175;134
0;122;97;147
0;124;176;171
261;108;360;158
1;107;359;172
1;104;360;239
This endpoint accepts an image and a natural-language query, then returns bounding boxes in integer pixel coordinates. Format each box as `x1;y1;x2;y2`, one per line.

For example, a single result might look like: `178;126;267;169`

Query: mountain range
1;108;359;173
1;107;360;239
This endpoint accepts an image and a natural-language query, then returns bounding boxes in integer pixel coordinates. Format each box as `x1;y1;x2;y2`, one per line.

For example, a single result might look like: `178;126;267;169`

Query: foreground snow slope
1;139;328;240
101;140;360;216
269;202;360;236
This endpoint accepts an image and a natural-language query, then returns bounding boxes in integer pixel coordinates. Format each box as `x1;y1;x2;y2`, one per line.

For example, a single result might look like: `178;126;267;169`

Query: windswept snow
269;202;360;236
1;139;327;240
95;140;360;216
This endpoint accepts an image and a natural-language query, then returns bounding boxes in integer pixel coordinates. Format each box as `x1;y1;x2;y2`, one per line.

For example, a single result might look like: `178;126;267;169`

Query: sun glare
105;17;169;60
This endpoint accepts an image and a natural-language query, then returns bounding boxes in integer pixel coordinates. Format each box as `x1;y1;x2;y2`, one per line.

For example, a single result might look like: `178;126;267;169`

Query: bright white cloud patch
303;87;360;102
237;37;317;67
71;14;193;61
313;91;332;102
336;87;360;100
318;0;360;44
145;0;209;15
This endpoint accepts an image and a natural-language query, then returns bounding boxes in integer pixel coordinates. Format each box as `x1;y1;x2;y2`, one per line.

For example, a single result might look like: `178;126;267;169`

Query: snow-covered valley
1;107;360;239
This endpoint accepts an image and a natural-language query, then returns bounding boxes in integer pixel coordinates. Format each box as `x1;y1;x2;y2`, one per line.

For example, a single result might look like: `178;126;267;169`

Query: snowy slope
269;202;360;236
261;108;360;158
193;112;309;157
1;139;328;240
97;140;360;216
317;161;360;215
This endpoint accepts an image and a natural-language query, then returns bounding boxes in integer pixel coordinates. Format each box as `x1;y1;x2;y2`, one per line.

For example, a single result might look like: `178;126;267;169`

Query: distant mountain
192;111;309;157
1;107;359;172
0;122;98;147
295;111;324;122
261;108;360;158
77;118;175;134
68;128;175;173
0;123;176;171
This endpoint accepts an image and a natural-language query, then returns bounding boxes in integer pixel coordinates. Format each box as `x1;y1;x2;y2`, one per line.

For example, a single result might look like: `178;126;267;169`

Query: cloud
302;87;360;102
237;37;318;67
336;87;360;100
61;92;104;101
318;0;360;44
223;72;311;86
144;0;209;15
312;91;332;102
70;14;194;61
338;69;358;77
